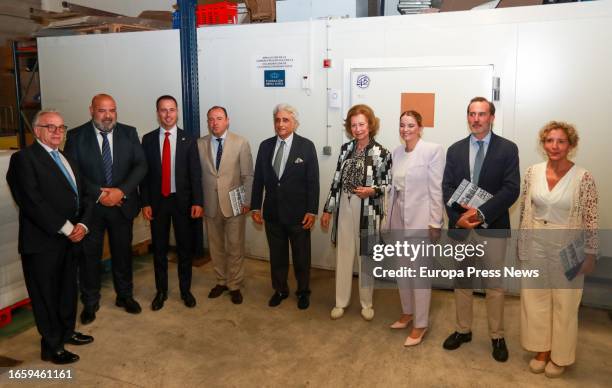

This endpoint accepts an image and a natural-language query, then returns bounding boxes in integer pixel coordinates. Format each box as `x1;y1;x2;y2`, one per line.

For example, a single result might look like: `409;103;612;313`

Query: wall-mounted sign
356;74;370;89
264;70;286;87
252;53;301;88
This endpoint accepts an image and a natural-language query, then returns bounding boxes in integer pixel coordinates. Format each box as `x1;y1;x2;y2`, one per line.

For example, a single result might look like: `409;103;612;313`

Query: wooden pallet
0;298;31;328
74;23;155;34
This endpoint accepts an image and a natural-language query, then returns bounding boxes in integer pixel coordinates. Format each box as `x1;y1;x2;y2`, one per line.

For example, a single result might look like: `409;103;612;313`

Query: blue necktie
101;132;113;186
51;150;79;209
215;138;223;171
473;140;485;185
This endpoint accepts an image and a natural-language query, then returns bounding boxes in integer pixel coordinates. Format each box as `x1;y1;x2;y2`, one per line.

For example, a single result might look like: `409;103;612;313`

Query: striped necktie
473;140;484;185
100;131;113;186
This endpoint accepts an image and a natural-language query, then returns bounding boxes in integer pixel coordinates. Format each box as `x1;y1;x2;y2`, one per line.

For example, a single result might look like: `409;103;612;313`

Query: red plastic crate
196;2;238;26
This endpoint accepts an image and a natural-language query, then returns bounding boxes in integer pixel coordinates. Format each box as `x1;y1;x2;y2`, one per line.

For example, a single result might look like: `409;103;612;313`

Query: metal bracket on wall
178;0;200;137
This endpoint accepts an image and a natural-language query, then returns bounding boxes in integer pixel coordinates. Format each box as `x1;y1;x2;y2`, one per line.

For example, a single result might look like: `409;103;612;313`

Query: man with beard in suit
64;94;147;324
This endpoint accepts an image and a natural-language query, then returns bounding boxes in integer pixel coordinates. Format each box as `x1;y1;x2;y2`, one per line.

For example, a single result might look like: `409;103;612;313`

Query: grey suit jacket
198;131;254;218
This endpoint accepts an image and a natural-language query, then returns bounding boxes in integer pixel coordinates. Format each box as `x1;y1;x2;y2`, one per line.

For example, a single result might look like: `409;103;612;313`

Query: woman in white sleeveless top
518;121;599;378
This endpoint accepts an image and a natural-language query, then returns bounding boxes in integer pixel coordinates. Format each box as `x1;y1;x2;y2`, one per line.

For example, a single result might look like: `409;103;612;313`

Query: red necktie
161;131;171;197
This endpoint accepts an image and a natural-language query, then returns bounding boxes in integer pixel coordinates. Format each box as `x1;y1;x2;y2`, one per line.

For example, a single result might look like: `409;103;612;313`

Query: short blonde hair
539;121;579;148
344;104;380;139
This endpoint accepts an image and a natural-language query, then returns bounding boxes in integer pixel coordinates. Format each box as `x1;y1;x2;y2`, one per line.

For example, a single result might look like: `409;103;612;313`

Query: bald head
90;93;117;132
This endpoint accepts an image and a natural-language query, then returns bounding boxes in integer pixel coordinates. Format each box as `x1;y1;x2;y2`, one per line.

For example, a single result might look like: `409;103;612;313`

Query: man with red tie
140;95;204;310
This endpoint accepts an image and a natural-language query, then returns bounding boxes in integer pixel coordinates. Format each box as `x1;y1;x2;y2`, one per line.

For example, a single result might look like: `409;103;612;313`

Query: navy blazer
139;127;203;213
442;132;520;235
6;142;92;254
251;133;319;225
64;121;147;220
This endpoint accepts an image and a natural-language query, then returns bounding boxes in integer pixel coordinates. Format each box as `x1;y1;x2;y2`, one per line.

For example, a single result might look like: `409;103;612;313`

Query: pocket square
294;158;304;164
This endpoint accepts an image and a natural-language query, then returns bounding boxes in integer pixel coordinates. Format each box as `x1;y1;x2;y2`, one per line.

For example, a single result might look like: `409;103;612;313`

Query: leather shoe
151;291;168;311
492;338;509;362
297;294;310;310
41;348;79;364
268;292;288;307
230;289;243;304
80;303;98;325
115;296;142;314
443;331;472;350
181;291;197;308
65;332;94;346
208;284;228;298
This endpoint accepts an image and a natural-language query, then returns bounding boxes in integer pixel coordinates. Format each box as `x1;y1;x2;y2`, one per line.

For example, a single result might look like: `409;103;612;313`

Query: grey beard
93;119;116;133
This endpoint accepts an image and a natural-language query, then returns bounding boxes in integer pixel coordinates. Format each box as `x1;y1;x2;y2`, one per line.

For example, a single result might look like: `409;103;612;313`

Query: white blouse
531;163;576;225
392;149;413;192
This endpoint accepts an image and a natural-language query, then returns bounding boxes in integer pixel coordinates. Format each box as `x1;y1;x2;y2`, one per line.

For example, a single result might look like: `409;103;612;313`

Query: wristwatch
476;209;485;223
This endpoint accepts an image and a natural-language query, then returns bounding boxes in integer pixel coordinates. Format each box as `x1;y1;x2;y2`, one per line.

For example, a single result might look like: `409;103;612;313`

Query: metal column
178;0;200;137
177;0;205;259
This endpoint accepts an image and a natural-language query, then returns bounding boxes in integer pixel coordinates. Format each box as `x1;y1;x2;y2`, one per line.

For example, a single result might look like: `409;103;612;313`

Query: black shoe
181;291;197;308
116;296;142;314
41;348;79;364
151;291;168;311
65;332;94;345
492;338;509;362
268;292;288;307
443;331;472;350
208;284;229;298
297;294;310;310
80;304;98;325
230;289;243;305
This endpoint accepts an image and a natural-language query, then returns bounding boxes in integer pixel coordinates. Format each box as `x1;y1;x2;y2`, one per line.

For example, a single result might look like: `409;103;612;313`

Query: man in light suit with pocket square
198;106;253;305
251;104;320;310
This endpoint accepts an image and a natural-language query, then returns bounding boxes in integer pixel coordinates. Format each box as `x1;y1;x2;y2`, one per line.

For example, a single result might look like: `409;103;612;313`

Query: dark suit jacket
442;132;520;235
139;127;203;213
64;121;147;220
251;133;319;225
6;142;92;255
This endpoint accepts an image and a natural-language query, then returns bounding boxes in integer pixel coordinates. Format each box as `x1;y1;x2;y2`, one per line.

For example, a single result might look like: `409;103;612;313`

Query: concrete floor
1;257;611;387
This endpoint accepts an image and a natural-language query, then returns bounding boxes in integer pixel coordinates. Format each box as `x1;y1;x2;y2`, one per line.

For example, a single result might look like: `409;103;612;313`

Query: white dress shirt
37;140;87;235
93;122;114;160
272;133;294;178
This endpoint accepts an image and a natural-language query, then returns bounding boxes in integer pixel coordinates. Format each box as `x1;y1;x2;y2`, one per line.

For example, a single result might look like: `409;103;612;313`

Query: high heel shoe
404;328;427;346
390;318;412;329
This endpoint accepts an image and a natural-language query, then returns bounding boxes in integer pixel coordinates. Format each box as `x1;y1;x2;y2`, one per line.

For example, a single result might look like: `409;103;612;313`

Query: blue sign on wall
264;70;286;87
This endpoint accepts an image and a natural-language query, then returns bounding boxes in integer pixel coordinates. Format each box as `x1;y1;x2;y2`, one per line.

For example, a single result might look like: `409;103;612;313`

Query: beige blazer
198;131;254;218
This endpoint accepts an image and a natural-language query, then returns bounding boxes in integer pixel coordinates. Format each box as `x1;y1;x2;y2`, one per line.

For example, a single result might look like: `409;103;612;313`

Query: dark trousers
80;205;134;307
22;243;77;352
150;194;193;295
264;222;311;296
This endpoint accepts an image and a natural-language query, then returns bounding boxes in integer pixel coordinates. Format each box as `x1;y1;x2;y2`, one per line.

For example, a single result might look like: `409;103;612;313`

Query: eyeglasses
38;124;68;133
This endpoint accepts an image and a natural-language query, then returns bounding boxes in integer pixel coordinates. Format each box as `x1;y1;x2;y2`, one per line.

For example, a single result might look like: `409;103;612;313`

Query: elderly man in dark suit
6;110;94;364
251;103;320;309
64;94;147;324
441;97;520;362
140;95;203;310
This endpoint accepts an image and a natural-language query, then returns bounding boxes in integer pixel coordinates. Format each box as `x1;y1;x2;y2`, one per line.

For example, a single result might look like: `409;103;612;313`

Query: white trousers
335;192;373;309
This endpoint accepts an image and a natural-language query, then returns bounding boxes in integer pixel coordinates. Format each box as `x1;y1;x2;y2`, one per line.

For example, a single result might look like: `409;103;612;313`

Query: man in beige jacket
198;106;254;304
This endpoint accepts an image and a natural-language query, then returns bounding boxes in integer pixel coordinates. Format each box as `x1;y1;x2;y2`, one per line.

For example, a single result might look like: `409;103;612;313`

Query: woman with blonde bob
321;104;391;321
519;121;599;378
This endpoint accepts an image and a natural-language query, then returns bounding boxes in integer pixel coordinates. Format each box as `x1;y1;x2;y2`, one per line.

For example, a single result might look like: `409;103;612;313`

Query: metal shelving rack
11;40;40;149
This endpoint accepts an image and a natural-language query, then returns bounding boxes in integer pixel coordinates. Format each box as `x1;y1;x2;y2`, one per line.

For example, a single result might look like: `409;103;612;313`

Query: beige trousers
335;192;373;309
205;202;245;291
520;288;583;366
455;231;507;339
